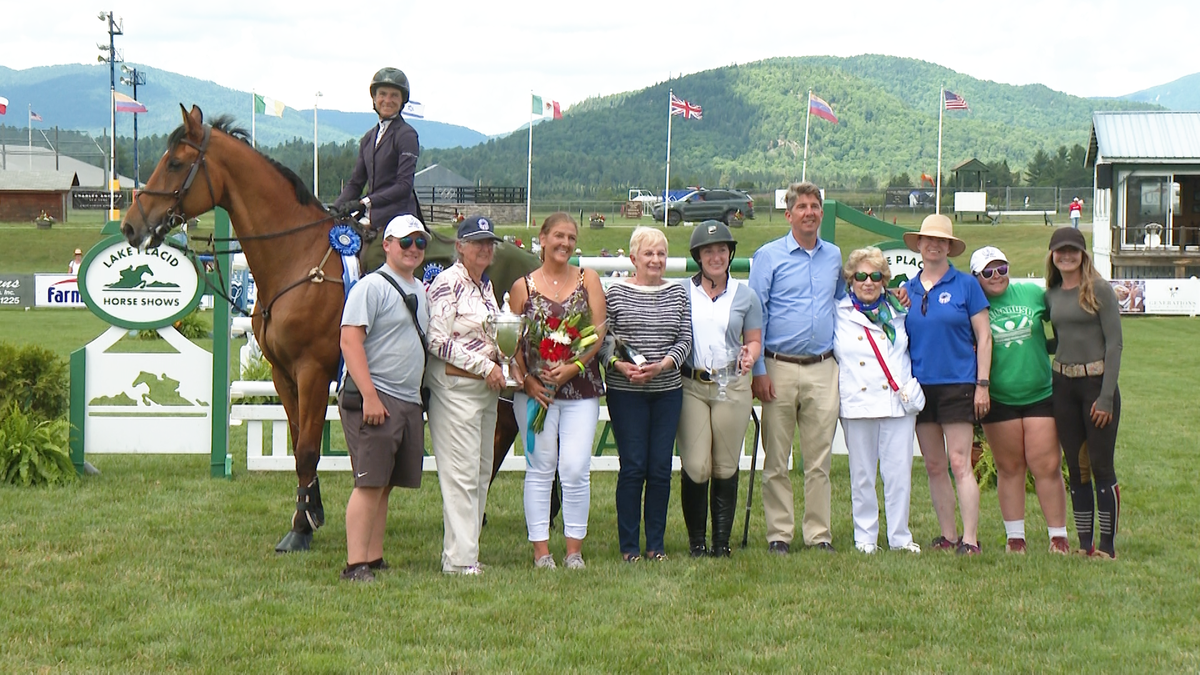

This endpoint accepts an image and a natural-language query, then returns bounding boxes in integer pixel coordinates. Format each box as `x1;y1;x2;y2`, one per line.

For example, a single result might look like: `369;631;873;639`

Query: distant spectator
68;248;83;275
1069;197;1084;230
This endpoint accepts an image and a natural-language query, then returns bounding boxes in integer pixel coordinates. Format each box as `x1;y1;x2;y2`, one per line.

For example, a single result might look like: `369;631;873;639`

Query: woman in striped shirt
603;226;692;562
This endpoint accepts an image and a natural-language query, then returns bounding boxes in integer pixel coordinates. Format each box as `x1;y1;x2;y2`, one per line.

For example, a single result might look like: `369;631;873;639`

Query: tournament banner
1111;279;1200;316
34;274;85;308
0;274;35;308
71;190;126;210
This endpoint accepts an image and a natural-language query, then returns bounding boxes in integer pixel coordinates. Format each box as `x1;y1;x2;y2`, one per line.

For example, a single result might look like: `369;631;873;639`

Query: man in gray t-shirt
338;214;430;582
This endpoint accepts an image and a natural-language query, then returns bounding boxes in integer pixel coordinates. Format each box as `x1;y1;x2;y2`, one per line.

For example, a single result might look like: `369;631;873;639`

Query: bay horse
122;105;542;552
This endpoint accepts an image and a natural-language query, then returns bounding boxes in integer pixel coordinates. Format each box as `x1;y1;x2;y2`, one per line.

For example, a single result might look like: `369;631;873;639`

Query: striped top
603;280;691;393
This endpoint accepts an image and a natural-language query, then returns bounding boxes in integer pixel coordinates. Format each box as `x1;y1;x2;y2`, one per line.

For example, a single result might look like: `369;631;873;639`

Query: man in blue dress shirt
749;182;845;554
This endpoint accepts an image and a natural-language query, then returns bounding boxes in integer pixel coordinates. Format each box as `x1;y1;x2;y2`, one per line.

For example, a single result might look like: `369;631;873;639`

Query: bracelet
607;356;619;369
574;359;585;374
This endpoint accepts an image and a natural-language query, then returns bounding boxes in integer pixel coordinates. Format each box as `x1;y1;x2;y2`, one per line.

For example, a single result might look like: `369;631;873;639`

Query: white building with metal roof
1087;111;1200;279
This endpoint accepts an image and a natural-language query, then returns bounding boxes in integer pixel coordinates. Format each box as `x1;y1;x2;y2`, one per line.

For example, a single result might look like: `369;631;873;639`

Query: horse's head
122;105;217;250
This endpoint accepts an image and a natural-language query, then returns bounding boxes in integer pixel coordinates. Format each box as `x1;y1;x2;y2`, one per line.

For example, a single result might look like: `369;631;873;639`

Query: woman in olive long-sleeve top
1044;228;1123;559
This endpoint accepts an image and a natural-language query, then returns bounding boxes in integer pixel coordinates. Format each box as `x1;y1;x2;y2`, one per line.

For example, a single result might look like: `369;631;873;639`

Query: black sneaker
340;563;376;582
689;544;709;558
368;559;390;570
809;542;837;553
768;541;790;555
956;542;982;556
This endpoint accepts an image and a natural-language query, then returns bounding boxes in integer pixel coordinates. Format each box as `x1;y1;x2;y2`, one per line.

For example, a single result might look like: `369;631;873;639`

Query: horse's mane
168;115;319;207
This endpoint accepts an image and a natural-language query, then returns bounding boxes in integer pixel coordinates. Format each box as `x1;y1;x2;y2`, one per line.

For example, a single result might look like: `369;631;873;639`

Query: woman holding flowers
603;226;692;562
509;213;606;570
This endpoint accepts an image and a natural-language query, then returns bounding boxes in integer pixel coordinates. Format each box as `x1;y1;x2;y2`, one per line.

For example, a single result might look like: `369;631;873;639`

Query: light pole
313;91;322;200
98;10;123;221
120;64;146;189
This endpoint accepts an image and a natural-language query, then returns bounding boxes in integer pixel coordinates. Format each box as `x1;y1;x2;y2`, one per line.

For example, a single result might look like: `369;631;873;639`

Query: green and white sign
878;240;923;288
78;236;204;329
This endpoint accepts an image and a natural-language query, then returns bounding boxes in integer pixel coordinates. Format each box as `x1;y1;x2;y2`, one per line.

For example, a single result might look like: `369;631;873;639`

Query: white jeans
841;415;916;548
514;393;599;542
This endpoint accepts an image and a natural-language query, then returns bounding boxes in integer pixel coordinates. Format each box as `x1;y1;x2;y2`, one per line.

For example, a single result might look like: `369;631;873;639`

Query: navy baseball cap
457;215;503;242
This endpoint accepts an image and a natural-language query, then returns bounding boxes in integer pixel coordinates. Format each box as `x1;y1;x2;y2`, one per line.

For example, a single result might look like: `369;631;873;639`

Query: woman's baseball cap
969;246;1008;274
1049;227;1087;252
456;215;503;242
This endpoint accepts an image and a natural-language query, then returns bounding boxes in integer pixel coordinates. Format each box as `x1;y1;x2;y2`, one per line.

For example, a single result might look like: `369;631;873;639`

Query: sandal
644;551;669;562
622;553;642;563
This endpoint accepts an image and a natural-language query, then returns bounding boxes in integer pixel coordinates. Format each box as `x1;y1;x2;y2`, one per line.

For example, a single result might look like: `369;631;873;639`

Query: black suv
651;189;755;226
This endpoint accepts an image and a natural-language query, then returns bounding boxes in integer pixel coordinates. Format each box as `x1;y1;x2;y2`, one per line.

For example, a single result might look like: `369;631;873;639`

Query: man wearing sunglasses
338;214;430;582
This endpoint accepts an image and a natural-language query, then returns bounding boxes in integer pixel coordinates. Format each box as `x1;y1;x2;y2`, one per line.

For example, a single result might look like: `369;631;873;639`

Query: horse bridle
132;124;216;244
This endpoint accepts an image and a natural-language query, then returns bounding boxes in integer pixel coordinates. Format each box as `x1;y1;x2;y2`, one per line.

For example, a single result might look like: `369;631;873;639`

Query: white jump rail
230;378;919;473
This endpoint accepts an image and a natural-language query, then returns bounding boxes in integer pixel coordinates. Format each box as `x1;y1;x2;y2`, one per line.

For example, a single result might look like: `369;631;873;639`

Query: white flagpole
936;87;944;215
251;91;256;148
527;91;534;229
665;88;674;215
802;90;812;183
28;105;32;169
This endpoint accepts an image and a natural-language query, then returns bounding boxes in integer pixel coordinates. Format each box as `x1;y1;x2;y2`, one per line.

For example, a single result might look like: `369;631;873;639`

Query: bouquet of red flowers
524;308;598;434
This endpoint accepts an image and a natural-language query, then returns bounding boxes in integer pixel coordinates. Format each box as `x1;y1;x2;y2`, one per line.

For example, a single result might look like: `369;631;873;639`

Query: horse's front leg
274;365;330;552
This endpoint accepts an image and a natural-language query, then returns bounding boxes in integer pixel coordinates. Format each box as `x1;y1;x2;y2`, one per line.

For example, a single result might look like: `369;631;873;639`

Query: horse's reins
134;122;348;326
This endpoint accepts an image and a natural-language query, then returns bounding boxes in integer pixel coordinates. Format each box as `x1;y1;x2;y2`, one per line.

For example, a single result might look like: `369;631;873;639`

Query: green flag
254;94;265;115
531;94;543;115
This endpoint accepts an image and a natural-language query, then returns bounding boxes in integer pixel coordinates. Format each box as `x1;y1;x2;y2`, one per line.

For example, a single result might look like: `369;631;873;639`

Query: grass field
4;213;1195;672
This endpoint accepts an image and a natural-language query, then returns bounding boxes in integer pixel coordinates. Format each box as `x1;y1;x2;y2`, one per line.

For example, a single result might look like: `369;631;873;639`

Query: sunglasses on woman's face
398;235;428;250
853;271;884;282
979;264;1008;279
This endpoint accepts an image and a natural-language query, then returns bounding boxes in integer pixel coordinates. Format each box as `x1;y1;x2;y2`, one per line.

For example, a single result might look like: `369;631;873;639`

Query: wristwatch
976;379;990;387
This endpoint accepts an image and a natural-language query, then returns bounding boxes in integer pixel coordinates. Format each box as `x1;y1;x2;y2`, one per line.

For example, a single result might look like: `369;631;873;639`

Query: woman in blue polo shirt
903;215;992;556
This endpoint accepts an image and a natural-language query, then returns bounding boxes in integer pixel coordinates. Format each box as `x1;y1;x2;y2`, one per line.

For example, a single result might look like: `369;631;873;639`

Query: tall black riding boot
680;470;709;557
709;471;739;557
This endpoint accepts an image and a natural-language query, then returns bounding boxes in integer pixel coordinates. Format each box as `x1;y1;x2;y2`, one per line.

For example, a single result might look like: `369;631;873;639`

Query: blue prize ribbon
329;225;361;256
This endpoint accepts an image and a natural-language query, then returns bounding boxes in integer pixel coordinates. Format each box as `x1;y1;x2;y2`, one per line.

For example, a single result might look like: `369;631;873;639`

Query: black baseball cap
1049;227;1087;252
456;215;503;242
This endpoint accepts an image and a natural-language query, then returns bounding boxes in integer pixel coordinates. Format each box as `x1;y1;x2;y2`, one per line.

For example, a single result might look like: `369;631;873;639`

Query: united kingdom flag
670;93;702;120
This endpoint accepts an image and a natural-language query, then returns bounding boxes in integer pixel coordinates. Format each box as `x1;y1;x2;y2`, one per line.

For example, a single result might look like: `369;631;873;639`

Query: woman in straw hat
901;214;992;556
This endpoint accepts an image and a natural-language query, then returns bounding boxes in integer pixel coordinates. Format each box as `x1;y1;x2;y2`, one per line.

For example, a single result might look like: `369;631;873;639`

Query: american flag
29;110;43;122
670;93;702;120
943;90;970;110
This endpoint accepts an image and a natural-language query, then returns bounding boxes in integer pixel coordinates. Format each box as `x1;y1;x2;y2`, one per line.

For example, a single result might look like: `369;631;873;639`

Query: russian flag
809;94;838;124
115;92;148;114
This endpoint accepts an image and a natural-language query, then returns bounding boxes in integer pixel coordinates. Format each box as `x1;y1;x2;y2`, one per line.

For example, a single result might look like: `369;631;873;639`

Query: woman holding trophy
508;213;607;570
426;215;506;576
676;221;762;558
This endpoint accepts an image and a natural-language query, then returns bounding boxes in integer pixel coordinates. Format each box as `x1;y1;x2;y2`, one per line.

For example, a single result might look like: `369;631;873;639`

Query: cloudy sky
6;0;1195;135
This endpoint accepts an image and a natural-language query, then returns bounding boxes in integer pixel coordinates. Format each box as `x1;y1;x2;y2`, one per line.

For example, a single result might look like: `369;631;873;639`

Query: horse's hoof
275;530;312;553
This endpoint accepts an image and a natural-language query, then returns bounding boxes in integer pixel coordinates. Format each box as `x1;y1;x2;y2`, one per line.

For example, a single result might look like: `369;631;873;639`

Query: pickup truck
628;189;662;204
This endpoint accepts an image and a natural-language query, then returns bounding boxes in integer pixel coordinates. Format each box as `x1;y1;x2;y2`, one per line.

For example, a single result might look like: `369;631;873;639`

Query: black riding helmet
370;67;410;105
689;220;737;265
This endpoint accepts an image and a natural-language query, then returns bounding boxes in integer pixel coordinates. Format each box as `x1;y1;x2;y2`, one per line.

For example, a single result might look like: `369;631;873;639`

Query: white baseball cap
383;214;425;240
969;246;1008;275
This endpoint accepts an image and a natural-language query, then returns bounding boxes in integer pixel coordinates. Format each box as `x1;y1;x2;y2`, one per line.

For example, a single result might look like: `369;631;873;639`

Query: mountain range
420;55;1168;195
1116;71;1200;111
0;63;487;149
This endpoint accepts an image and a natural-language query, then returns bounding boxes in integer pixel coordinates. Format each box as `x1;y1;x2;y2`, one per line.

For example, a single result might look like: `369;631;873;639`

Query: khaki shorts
339;390;425;489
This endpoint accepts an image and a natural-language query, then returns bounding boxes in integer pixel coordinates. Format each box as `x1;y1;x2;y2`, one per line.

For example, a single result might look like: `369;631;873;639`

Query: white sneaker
443;564;484;576
891;541;922;554
534;554;557;569
855;542;879;554
564;552;586;569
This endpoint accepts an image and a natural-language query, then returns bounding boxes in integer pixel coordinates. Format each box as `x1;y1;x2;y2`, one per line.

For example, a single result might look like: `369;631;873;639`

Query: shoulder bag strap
373;270;428;352
863;325;899;392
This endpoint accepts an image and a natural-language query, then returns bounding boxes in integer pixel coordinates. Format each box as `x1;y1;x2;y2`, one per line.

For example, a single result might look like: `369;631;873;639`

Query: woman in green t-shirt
970;247;1069;555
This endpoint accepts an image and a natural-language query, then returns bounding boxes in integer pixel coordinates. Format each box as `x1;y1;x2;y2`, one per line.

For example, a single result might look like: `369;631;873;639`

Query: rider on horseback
331;67;423;273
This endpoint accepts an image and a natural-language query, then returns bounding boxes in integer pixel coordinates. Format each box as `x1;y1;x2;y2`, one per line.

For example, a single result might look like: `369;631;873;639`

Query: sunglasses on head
853;271;884;282
978;264;1008;279
397;235;427;250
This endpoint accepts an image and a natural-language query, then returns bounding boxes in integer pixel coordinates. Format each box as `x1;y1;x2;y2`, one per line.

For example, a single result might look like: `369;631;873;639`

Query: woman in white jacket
832;247;921;554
